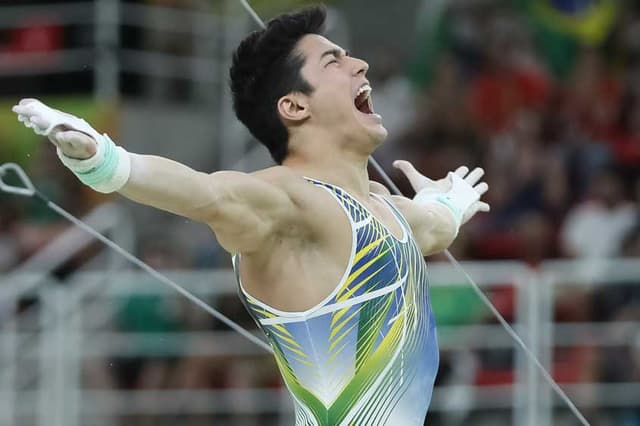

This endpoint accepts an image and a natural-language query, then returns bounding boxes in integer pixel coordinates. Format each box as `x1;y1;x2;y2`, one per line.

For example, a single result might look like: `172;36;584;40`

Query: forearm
414;204;458;256
119;153;218;223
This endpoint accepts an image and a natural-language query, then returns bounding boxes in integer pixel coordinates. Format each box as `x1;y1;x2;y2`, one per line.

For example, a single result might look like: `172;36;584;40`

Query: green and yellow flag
528;0;618;45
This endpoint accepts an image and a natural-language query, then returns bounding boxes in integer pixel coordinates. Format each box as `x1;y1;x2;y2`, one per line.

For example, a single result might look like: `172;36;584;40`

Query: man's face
293;34;387;146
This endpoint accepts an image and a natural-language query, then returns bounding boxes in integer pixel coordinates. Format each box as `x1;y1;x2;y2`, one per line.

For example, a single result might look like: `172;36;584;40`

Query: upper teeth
356;84;372;98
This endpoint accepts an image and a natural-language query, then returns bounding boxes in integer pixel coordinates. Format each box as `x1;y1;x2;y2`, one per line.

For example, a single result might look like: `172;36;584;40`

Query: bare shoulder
369;180;414;212
369;180;393;197
250;166;321;205
210;166;308;207
250;166;347;231
206;166;313;254
250;165;301;186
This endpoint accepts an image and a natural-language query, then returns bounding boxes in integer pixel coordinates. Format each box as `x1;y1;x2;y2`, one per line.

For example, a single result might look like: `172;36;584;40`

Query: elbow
419;228;457;256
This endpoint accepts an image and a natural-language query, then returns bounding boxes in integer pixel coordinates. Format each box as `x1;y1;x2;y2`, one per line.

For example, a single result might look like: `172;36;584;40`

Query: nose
352;57;369;76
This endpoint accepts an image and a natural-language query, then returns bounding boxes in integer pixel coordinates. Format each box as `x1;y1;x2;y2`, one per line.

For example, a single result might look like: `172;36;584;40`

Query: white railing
0;0;261;176
1;259;639;426
0;202;134;426
0;203;134;303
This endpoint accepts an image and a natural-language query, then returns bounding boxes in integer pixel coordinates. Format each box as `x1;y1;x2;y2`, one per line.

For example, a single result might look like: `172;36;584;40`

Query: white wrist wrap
57;133;131;194
36;105;103;142
414;172;480;230
14;99;131;193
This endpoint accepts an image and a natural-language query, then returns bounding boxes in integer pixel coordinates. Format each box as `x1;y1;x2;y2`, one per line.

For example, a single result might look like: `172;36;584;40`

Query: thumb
53;130;94;144
393;160;430;191
52;130;97;159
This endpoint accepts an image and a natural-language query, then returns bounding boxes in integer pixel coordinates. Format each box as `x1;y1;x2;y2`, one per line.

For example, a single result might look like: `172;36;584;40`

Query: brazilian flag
530;0;618;45
518;0;619;79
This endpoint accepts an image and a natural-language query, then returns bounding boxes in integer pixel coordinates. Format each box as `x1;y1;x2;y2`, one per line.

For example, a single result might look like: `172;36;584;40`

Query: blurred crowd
377;1;640;266
1;0;640;425
374;2;640;425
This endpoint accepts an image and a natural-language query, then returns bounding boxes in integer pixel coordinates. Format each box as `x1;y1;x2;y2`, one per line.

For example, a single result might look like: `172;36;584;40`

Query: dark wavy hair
229;6;327;164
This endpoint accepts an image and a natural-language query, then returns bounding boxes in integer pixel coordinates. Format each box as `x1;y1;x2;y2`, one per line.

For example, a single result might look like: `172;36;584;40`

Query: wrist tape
57;133;131;194
413;172;479;230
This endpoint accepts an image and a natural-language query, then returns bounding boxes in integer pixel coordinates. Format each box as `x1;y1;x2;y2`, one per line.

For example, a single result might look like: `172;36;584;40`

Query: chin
366;125;388;146
358;114;388;145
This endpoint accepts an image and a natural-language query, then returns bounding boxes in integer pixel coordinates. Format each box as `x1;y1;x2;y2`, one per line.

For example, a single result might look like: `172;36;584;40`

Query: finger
465;167;484;186
474;182;489;196
30;115;48;129
52;131;81;147
476;201;490;212
13;102;38;117
393;160;418;175
19;98;38;106
13;99;38;114
12;105;29;115
56;130;94;144
454;166;469;177
55;130;78;144
17;114;28;123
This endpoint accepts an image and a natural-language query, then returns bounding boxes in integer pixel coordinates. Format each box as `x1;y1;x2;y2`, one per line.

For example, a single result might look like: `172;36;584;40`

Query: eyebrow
320;48;350;63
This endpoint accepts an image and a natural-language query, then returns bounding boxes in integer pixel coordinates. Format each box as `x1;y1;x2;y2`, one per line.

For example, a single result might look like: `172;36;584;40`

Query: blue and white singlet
232;178;439;425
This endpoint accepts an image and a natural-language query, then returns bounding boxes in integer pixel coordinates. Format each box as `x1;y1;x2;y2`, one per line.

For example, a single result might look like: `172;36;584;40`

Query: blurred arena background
1;0;640;425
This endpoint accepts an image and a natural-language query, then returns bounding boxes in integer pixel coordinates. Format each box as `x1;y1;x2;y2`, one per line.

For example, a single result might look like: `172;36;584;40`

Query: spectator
560;167;637;258
562;48;621;140
466;18;550;136
609;90;640;168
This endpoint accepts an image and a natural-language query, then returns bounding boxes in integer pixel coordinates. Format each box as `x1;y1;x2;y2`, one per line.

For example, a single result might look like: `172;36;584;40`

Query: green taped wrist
76;134;118;186
58;133;131;194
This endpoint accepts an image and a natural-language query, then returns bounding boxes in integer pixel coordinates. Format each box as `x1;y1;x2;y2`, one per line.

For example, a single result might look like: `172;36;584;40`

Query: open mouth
354;84;375;115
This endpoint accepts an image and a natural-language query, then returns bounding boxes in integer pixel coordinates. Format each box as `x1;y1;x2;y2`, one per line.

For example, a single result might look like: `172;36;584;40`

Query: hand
12;98;98;160
393;160;452;195
393;160;490;225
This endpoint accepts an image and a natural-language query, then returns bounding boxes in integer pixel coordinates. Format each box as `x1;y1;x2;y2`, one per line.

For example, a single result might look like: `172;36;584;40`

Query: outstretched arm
12;98;297;254
370;161;490;256
120;156;296;253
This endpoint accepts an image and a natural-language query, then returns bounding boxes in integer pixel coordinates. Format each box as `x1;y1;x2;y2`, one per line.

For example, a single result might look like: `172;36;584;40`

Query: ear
277;93;310;124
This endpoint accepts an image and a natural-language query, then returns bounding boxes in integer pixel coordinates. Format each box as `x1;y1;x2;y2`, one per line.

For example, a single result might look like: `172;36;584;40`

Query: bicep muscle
206;171;297;254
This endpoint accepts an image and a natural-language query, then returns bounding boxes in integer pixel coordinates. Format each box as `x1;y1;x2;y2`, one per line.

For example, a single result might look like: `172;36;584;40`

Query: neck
283;132;372;198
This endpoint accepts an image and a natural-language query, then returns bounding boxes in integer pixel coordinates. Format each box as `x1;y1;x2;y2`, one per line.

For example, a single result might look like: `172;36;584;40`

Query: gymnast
12;6;489;425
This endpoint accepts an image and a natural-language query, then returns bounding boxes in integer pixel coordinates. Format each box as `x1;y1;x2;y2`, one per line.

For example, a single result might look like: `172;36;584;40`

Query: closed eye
321;48;350;67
